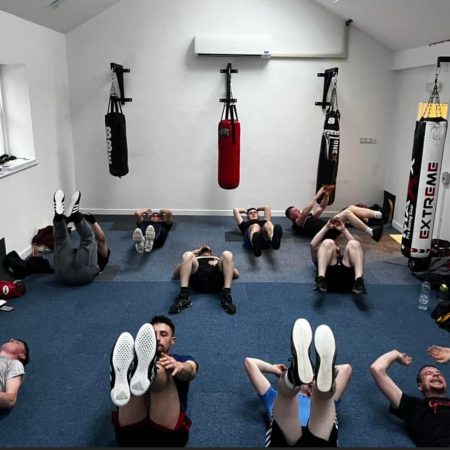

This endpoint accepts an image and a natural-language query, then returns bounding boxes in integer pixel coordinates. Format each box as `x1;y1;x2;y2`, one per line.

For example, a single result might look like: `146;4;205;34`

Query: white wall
0;11;74;255
66;0;394;216
386;57;450;240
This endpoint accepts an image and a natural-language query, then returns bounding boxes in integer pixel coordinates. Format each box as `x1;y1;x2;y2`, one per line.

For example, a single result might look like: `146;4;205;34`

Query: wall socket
360;137;377;144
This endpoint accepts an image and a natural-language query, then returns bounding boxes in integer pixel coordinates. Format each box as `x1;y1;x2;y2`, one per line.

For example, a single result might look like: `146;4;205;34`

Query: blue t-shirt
172;353;198;412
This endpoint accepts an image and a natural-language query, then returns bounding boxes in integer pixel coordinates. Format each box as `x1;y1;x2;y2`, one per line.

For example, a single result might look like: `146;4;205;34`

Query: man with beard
370;349;450;446
110;315;198;447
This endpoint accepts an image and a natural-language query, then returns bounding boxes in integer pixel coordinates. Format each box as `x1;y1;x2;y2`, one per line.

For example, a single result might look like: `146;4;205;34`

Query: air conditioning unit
194;34;272;57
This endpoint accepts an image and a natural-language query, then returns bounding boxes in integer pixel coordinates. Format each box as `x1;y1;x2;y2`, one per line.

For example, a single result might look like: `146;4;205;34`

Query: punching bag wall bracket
315;67;338;109
110;63;132;105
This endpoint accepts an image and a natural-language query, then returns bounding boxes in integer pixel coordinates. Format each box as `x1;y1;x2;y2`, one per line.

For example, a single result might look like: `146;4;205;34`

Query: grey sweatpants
53;218;99;285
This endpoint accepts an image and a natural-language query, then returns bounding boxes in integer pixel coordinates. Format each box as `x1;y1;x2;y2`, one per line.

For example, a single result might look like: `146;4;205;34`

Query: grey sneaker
144;225;156;253
133;228;145;253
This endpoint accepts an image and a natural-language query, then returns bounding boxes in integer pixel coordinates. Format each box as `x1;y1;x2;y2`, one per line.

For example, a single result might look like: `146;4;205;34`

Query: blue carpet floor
0;216;446;447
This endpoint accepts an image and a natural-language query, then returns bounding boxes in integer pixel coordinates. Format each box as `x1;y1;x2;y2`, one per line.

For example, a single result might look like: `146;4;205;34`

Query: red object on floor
0;280;26;300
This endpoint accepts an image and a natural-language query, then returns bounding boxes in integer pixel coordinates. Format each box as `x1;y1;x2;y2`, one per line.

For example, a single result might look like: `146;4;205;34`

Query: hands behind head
193;244;213;256
327;216;345;231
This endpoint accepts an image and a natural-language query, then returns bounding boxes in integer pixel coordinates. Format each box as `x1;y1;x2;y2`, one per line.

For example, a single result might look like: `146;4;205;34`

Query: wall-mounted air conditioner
194;34;272;57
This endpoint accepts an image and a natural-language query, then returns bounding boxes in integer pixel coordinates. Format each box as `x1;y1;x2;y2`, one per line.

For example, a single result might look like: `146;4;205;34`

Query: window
0;63;37;179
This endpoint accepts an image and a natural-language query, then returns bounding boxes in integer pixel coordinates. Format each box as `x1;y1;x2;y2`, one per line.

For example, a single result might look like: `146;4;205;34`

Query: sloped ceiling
312;0;450;51
0;0;120;33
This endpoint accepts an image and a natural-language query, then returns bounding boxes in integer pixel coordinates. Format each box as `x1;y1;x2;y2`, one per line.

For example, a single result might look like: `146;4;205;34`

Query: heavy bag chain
423;65;442;119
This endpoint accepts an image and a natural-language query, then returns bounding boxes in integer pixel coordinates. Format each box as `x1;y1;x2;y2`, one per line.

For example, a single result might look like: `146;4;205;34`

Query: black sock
222;287;231;294
180;287;189;296
83;213;96;224
71;212;83;223
53;213;64;223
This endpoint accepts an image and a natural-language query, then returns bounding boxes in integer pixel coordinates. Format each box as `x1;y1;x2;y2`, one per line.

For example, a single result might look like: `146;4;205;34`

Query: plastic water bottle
418;281;431;310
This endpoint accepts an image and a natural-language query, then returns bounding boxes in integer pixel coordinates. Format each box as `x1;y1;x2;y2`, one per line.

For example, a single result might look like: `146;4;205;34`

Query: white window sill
0;158;38;179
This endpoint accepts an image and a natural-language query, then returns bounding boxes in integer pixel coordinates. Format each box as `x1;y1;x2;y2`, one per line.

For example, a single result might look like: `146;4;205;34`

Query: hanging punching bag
402;71;447;271
218;63;240;190
218;104;240;189
316;79;340;205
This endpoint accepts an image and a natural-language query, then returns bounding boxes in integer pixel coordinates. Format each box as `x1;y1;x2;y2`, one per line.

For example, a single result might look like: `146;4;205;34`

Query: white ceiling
312;0;450;51
0;0;449;52
0;0;120;34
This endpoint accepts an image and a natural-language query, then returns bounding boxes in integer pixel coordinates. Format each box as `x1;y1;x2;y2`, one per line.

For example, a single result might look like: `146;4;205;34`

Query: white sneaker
130;323;157;397
110;332;135;407
64;190;81;218
53;189;65;215
133;228;144;253
144;225;156;253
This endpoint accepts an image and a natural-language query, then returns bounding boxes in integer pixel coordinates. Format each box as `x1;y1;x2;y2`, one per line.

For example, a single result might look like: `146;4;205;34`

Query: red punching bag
218;63;240;189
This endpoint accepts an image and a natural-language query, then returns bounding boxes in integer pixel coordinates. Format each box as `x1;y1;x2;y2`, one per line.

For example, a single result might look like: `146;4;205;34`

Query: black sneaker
286;318;314;388
219;290;236;314
169;293;192;314
314;324;336;393
53;189;65;215
271;224;283;250
110;332;136;407
352;277;367;294
372;225;384;242
315;276;327;293
65;190;81;219
129;323;157;397
251;233;262;257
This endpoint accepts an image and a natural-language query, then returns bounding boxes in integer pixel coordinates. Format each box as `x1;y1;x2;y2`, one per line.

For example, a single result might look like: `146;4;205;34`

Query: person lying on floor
243;355;351;428
52;189;109;285
310;216;366;294
370;348;450;447
264;318;350;447
132;208;173;254
110;315;198;447
0;338;30;410
233;205;283;257
170;244;240;315
285;185;388;242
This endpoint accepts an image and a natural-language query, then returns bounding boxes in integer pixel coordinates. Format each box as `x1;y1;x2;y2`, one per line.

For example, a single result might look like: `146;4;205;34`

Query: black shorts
190;258;223;293
325;257;355;292
267;419;338;447
112;410;191;447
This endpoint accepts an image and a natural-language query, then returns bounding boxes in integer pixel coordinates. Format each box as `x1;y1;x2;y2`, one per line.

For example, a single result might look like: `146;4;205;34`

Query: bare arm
0;376;22;409
428;345;450;364
370;350;411;409
159;209;173;225
89;222;109;257
233;267;240;279
259;206;272;222
310;187;329;218
233;208;245;226
158;352;197;381
134;208;150;224
244;357;286;396
310;219;333;261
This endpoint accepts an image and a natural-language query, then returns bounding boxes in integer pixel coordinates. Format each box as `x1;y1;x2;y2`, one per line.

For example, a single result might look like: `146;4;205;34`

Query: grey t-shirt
0;355;25;391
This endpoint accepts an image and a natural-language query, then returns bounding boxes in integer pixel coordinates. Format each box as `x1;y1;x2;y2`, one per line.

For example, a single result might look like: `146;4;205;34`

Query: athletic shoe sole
64;191;81;218
314;324;336;393
133;228;145;253
144;225;156;253
291;318;314;385
110;332;135;407
129;323;157;397
53;189;65;215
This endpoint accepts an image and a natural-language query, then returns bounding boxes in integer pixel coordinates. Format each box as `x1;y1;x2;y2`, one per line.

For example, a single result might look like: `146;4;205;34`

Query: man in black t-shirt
310;217;366;295
233;205;283;257
370;349;450;447
169;244;240;315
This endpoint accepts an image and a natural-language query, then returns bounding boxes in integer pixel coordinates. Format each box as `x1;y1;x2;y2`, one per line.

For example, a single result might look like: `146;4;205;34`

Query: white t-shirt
0;355;25;391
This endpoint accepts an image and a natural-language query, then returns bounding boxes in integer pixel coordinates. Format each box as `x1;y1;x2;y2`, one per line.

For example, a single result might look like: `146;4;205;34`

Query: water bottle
418;281;431;310
438;284;449;302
